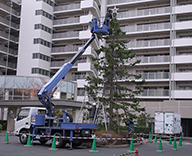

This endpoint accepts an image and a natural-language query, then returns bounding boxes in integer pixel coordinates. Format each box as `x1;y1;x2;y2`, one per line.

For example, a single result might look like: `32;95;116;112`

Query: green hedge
0;120;7;130
134;126;151;134
0;124;2;132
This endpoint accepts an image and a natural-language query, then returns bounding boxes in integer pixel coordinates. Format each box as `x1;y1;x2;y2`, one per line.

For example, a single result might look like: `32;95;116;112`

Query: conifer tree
85;12;145;130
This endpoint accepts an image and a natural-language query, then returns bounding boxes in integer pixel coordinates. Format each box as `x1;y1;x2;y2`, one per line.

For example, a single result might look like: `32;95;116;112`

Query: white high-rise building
0;0;192;136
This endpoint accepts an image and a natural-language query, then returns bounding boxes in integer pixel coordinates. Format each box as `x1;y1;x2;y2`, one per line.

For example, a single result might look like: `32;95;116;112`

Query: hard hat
92;103;96;106
108;8;112;12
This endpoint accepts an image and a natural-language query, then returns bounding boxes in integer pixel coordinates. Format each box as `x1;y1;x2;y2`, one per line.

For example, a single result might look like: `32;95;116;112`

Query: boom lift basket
90;17;109;36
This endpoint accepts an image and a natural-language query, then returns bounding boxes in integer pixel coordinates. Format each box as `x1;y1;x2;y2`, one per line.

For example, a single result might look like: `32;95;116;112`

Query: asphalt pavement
0;135;192;156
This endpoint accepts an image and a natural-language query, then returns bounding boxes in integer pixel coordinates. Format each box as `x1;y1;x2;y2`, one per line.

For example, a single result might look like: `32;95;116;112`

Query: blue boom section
38;17;110;117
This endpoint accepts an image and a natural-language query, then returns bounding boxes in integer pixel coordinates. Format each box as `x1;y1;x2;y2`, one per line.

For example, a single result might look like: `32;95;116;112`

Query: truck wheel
19;130;28;144
52;132;66;148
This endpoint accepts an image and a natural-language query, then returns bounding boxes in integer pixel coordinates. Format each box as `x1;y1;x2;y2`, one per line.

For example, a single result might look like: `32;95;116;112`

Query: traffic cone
127;137;135;152
168;135;172;146
24;133;33;147
2;131;10;144
135;149;139;156
171;137;178;150
148;132;152;141
49;135;58;151
178;136;183;148
156;138;165;152
154;135;157;143
89;137;98;152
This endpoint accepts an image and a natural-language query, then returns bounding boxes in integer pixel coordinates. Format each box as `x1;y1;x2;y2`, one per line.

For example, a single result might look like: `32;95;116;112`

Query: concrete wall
140;100;192;118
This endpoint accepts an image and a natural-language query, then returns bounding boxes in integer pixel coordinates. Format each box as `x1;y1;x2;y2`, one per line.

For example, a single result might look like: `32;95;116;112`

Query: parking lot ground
0;136;192;156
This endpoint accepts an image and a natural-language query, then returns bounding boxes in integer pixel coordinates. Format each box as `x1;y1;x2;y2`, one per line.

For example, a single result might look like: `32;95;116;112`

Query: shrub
0;124;2;132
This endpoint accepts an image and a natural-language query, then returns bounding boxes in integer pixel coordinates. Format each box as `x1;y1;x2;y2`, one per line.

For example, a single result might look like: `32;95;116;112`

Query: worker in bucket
104;8;113;27
88;103;96;123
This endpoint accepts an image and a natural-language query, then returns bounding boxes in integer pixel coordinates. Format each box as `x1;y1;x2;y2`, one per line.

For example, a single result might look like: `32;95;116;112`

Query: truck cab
14;107;46;144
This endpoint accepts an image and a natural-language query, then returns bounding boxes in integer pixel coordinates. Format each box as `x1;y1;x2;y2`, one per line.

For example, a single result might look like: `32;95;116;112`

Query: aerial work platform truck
14;17;110;148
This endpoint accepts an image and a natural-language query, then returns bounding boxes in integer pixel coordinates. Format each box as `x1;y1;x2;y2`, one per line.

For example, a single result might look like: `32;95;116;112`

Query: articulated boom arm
38;18;109;117
38;34;95;117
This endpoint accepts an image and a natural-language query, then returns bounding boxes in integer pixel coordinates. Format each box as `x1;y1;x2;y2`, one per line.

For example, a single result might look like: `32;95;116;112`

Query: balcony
0;2;20;17
173;90;192;99
138;55;170;64
54;3;81;12
81;0;100;17
174;4;192;14
174;20;192;31
141;72;169;80
141;89;169;97
71;74;87;81
77;62;97;76
174;38;192;47
173;55;192;64
0;30;19;42
117;6;170;20
50;61;66;67
0;16;19;29
107;0;156;5
53;17;80;26
52;46;79;54
0;45;17;55
121;22;170;34
128;39;170;49
0;60;16;69
52;31;79;41
173;72;192;81
81;46;97;57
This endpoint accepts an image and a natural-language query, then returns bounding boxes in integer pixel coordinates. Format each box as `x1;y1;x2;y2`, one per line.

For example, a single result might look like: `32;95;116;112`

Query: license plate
36;136;40;139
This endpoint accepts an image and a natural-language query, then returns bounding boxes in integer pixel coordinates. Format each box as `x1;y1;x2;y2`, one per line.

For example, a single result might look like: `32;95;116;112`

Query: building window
35;9;53;20
33;38;51;48
33;53;50;62
32;68;49;76
34;24;52;34
36;0;54;7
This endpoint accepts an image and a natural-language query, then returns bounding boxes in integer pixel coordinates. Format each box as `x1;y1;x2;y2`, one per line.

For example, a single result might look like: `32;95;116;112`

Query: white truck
155;111;182;136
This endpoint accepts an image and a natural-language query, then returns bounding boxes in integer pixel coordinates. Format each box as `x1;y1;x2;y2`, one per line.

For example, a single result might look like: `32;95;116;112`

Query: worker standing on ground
125;118;134;137
88;103;96;123
104;8;113;27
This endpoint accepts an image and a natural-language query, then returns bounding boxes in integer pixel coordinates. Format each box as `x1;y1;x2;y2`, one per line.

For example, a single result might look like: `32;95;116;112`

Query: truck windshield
17;109;30;121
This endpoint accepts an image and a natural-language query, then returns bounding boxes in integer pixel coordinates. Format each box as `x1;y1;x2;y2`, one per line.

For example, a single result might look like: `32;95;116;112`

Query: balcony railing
0;45;17;55
71;74;87;81
141;89;169;96
54;3;80;12
51;61;66;67
117;6;170;19
131;39;170;48
52;31;79;39
138;55;170;63
0;16;19;29
73;59;87;66
52;46;79;53
0;30;19;42
141;72;169;79
0;60;16;68
108;0;142;5
121;22;170;33
0;2;20;16
53;17;80;25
